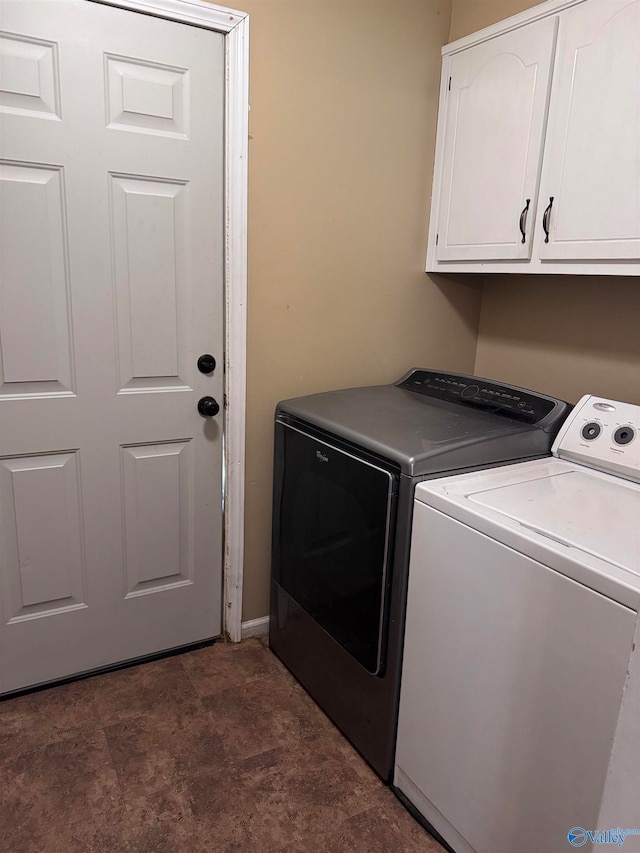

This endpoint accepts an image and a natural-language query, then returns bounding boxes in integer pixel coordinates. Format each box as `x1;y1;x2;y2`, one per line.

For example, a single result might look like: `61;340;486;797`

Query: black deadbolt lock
198;396;220;418
197;354;216;374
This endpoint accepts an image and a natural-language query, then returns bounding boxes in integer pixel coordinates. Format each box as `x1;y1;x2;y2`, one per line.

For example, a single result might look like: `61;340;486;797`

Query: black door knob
197;396;220;417
197;354;216;374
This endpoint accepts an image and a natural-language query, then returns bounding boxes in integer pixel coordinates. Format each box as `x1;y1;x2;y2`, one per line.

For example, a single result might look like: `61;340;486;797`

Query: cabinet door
537;0;640;261
434;17;558;262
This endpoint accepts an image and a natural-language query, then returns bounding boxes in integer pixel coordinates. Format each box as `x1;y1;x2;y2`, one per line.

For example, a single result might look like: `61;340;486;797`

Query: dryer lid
276;369;571;476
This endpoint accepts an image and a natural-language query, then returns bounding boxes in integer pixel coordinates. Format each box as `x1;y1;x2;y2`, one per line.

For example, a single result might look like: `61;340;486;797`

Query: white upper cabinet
537;0;640;261
427;0;640;275
435;18;558;262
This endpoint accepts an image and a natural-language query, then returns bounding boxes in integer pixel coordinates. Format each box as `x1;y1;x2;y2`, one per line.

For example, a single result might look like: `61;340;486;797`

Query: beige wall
475;276;640;404
450;0;640;407
449;0;543;41
239;0;483;621
239;0;640;621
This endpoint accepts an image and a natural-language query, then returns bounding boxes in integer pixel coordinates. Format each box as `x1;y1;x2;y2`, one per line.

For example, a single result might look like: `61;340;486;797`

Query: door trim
88;0;249;643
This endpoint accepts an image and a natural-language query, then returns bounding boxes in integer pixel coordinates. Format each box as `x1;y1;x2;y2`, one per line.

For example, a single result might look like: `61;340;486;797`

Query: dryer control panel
554;396;640;483
395;368;569;427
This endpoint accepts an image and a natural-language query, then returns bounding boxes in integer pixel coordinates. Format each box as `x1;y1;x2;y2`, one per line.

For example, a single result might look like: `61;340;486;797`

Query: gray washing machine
269;368;570;781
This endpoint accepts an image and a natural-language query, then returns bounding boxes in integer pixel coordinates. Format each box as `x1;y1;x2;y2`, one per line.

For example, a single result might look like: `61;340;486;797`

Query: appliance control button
613;425;635;446
461;384;480;399
594;402;616;412
581;422;602;441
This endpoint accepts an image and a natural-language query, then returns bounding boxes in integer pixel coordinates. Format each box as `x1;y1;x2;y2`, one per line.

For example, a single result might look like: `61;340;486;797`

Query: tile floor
0;638;445;852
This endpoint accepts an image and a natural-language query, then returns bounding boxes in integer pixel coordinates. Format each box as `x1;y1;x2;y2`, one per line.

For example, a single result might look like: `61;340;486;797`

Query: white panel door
537;0;640;261
435;16;558;262
0;0;224;694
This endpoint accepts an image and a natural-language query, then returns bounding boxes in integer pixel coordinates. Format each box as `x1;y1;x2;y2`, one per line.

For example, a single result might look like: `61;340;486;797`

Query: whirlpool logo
568;827;640;847
315;450;329;463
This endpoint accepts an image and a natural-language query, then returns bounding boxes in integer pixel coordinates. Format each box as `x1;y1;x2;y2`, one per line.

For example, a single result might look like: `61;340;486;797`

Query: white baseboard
241;615;270;639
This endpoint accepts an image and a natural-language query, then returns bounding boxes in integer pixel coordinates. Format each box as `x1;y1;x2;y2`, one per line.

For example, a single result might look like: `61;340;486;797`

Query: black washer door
275;423;397;674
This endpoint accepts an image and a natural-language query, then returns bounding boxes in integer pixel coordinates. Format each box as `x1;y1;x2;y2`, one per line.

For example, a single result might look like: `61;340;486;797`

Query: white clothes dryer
394;395;640;853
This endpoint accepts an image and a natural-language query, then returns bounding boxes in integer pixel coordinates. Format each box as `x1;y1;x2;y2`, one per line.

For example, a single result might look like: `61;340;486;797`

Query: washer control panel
553;396;640;482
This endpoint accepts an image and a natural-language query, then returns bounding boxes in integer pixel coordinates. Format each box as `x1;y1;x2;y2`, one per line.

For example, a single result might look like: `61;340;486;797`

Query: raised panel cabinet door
537;0;640;261
0;0;224;694
434;17;558;262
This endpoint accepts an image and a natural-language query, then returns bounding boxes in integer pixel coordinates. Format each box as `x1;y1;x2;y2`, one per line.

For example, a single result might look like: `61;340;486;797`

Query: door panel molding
0;32;62;120
89;0;248;642
0;451;87;621
0;161;76;397
121;440;194;595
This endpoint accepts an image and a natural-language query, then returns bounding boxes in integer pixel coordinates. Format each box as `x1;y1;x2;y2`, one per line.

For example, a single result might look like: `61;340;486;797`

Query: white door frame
89;0;249;642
